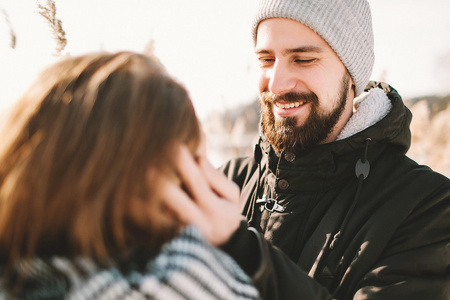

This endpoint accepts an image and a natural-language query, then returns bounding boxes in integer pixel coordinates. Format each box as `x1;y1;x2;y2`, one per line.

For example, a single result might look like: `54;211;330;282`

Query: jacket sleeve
353;182;450;300
221;221;333;300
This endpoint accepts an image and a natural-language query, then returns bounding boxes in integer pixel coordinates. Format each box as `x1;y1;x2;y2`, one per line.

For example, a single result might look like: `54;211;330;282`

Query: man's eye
258;57;275;66
294;58;316;64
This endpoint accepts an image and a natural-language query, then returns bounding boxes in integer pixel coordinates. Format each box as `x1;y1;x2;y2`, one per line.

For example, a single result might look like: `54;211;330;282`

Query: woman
0;51;259;299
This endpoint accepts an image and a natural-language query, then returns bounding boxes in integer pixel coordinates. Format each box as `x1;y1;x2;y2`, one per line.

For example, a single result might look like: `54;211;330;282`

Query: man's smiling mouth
274;101;306;109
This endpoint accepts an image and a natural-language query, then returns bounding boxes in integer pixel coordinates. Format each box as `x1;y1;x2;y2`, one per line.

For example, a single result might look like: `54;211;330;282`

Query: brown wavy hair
0;52;200;272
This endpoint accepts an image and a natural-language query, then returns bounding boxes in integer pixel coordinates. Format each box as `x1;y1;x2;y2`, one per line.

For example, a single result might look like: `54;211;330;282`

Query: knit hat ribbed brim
252;0;375;97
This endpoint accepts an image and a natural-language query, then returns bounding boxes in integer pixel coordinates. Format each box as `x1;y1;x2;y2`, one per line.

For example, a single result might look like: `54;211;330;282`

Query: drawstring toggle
355;138;371;179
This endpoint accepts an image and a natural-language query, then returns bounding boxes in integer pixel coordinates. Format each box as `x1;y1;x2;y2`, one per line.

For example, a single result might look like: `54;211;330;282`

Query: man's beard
261;73;351;153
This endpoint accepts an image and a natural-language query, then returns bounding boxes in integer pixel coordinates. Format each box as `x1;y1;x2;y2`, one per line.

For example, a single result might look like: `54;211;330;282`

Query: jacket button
285;152;296;162
278;179;289;190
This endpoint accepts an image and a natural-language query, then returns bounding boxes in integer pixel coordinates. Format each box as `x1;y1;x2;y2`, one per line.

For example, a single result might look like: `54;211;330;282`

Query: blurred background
1;0;449;176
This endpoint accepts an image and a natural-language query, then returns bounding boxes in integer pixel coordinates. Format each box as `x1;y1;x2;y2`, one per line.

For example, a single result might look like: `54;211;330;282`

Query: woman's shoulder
142;226;260;299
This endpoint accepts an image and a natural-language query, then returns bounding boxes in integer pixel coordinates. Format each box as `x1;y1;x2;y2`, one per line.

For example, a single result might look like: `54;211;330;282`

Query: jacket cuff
221;221;268;281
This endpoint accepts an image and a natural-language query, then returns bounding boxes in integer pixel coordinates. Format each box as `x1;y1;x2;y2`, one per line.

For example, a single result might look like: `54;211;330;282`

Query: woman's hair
0;52;201;270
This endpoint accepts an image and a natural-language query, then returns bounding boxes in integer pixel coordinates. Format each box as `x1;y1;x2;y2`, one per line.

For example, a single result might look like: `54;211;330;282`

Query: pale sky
1;0;450;119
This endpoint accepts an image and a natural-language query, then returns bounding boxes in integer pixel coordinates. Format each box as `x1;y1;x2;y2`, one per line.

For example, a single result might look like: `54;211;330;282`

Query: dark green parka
221;82;450;300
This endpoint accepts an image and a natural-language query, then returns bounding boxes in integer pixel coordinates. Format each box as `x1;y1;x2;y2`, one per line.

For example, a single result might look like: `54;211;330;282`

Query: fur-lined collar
337;88;392;140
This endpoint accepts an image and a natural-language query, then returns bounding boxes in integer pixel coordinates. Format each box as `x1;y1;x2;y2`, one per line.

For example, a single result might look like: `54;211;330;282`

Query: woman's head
0;51;201;265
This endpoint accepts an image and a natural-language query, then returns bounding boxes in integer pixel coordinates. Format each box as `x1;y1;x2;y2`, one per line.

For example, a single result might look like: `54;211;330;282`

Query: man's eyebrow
254;46;323;55
254;49;271;55
282;46;323;55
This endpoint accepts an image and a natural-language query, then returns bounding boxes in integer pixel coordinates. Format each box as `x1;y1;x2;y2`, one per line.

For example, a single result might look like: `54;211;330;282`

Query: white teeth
275;101;305;109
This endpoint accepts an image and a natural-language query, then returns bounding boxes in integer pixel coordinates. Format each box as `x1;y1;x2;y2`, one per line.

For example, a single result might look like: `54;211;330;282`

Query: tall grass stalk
37;0;67;56
2;8;16;49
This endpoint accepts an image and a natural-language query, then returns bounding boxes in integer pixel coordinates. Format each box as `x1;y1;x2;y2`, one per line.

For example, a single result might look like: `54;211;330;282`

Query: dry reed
1;8;16;49
37;0;67;56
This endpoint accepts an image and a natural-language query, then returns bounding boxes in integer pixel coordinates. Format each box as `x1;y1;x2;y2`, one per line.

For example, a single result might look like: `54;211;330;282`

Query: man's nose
268;61;296;95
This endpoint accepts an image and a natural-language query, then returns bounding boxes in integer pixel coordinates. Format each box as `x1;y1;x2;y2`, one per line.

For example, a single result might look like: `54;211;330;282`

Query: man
218;0;450;299
168;0;449;299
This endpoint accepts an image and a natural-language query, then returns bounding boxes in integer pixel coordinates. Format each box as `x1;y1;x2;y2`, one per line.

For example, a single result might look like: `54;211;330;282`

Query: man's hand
154;144;243;246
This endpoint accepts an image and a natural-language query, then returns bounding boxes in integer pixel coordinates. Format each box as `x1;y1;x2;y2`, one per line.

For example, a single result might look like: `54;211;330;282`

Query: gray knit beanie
252;0;374;97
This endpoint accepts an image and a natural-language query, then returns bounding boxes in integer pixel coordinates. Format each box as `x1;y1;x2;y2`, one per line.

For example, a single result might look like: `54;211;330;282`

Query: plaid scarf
1;226;260;300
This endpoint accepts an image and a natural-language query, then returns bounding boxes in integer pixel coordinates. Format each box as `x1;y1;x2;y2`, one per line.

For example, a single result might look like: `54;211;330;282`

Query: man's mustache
260;91;319;106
